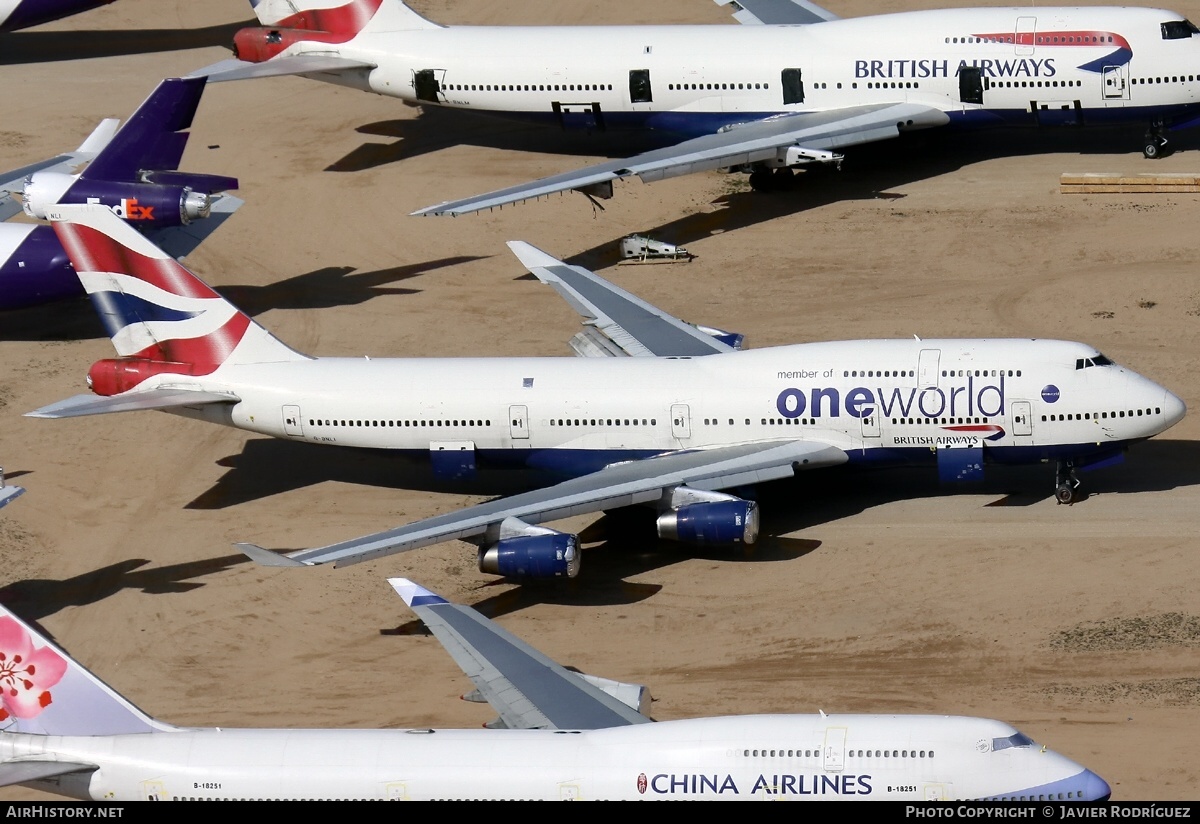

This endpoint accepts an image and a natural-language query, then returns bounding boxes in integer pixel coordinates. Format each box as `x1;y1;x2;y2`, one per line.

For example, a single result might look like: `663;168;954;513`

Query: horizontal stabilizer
193;56;376;83
148;194;244;260
0;761;97;789
26;389;239;419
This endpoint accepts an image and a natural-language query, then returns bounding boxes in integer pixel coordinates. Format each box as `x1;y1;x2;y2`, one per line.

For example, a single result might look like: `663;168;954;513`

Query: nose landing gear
1055;461;1081;505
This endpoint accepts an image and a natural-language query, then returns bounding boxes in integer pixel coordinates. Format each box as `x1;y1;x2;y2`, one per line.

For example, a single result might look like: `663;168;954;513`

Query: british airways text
854;58;1057;78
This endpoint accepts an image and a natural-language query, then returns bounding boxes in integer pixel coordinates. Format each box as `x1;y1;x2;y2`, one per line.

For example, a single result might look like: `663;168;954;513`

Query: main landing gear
1055;461;1081;505
1143;122;1170;159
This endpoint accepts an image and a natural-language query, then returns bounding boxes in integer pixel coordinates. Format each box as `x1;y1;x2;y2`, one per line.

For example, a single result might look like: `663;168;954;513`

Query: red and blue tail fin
247;0;439;33
49;204;306;391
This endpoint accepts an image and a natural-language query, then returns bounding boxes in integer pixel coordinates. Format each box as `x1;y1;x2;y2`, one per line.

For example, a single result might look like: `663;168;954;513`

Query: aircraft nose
1079;769;1112;801
1162;389;1187;431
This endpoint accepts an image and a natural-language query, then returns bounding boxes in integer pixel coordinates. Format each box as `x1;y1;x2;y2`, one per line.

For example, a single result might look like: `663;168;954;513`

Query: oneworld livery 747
29;204;1185;579
0;576;1110;801
199;0;1200;214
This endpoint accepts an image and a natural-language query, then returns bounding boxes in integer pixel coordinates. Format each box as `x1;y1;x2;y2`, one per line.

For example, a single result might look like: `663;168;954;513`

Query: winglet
388;578;449;608
235;543;310;568
506;241;564;272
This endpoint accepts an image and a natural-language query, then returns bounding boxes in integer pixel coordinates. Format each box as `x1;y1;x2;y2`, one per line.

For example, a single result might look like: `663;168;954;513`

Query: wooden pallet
1060;173;1200;193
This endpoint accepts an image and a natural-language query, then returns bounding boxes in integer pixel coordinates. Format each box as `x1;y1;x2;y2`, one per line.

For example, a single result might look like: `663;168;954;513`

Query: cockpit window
1162;20;1199;39
992;732;1035;751
1075;353;1115;370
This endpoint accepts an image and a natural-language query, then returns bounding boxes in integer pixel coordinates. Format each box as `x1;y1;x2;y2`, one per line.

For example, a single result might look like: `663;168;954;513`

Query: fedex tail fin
0;603;171;736
248;0;439;33
48;203;307;395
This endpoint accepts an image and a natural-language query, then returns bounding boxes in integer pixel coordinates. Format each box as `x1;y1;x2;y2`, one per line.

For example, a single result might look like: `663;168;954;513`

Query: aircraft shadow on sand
0;255;478;342
561;126;1200;270
0;553;249;627
0;21;252;65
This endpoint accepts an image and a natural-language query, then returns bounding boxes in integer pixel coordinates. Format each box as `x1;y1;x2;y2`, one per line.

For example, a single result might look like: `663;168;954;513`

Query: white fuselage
297;8;1200;136
169;338;1182;478
4;714;1109;801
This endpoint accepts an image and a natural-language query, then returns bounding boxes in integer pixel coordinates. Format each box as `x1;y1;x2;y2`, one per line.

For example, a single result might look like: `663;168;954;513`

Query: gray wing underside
26;389;240;419
392;580;650;730
507;241;733;357
191;56;376;83
412;102;947;216
0;760;97;788
714;0;840;25
239;438;847;568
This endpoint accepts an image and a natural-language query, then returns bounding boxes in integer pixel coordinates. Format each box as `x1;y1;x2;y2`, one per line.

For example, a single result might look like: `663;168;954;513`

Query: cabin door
670;403;691;440
918;349;941;390
822;726;847;771
282;405;304;438
1102;65;1130;103
509;405;530;440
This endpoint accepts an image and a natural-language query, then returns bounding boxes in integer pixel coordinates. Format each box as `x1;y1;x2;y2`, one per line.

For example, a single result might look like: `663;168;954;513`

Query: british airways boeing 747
197;0;1200;214
0;577;1111;801
25;204;1185;580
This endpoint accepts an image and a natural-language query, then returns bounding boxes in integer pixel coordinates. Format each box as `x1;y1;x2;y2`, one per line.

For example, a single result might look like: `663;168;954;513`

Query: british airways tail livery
0;578;1111;801
196;0;1200;214
0;77;242;310
0;0;113;32
27;204;1185;579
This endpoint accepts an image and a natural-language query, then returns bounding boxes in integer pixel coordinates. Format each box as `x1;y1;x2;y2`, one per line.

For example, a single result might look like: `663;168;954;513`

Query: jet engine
477;518;580;579
655;487;760;545
24;173;213;228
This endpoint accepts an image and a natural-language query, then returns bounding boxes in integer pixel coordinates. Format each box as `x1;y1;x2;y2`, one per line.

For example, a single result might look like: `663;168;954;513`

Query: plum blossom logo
0;617;67;721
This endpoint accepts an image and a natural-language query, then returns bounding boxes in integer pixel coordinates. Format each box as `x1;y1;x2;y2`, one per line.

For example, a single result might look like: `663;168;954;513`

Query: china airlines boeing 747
197;0;1200;214
0;577;1111;801
26;204;1184;580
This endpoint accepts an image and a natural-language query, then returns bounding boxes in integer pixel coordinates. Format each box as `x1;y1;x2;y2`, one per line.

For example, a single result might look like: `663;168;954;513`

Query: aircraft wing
26;389;240;419
237;438;847;568
390;578;652;730
508;241;735;357
0;761;97;788
191;56;377;83
0;118;120;221
714;0;839;25
413;102;947;216
0;484;24;511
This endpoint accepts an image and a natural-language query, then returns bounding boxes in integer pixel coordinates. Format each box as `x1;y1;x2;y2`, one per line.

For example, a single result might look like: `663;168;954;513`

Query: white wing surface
238;439;847;568
715;0;840;25
390;578;652;730
508;241;735;357
413;102;947;216
0;119;120;221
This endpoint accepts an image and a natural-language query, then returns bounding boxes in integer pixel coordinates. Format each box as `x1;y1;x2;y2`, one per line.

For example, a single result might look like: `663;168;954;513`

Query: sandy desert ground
0;0;1199;802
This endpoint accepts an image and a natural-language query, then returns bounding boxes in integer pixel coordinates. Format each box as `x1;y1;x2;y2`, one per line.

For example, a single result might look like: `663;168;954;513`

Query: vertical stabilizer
247;0;441;33
48;204;307;392
0;604;170;735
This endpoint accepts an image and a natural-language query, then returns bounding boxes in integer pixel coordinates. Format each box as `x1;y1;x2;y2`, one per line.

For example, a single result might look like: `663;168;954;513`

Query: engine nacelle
232;26;342;62
478;533;580;579
0;224;79;309
88;359;197;396
24;176;211;227
657;499;760;545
